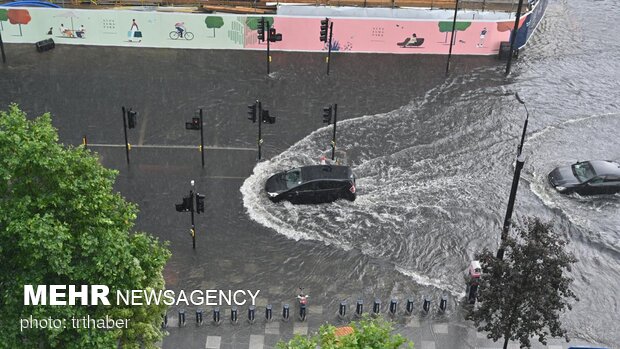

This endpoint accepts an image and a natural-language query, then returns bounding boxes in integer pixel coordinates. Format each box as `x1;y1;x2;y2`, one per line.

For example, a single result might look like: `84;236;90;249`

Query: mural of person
174;21;185;38
76;24;85;38
128;19;142;42
59;23;73;37
477;27;488;47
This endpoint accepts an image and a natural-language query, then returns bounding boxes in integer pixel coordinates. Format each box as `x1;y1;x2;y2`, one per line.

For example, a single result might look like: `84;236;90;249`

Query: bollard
282;304;290;322
405;298;414;315
338;301;347;319
355;299;363;317
178;309;186;327
372;299;381;317
422;296;431;313
389;299;398;316
162;313;168;328
248;305;256;323
231;306;238;324
265;304;273;321
213;307;221;325
196;309;203;325
439;294;448;312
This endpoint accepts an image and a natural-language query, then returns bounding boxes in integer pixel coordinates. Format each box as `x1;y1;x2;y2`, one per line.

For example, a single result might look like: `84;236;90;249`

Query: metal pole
199;108;205;168
0;30;6;64
331;104;337;160
497;154;525;259
267;29;270;75
515;93;529;156
190;181;196;249
445;0;459;75
122;106;130;164
257;101;262;160
82;135;88;149
327;22;333;75
505;0;525;76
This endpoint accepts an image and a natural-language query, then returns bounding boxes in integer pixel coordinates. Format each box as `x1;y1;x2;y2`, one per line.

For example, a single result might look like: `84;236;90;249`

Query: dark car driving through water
265;165;356;204
548;160;620;195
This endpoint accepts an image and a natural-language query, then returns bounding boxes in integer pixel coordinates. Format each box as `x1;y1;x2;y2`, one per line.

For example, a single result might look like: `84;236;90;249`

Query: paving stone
293;323;308;335
432;323;448;334
249;335;264;349
406;317;420;328
265;321;280;335
205;336;221;349
420;340;436;349
309;305;323;315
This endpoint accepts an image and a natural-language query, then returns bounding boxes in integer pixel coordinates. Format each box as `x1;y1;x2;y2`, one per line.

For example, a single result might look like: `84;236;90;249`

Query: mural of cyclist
174;22;186;38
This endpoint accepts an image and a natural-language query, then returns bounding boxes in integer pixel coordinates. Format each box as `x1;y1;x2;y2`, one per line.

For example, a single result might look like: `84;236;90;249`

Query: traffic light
257;17;265;42
127;109;137;129
247;103;257;123
175;195;192;212
268;28;282;42
185;117;201;130
320;18;329;42
261;110;275;124
322;106;332;124
195;193;205;214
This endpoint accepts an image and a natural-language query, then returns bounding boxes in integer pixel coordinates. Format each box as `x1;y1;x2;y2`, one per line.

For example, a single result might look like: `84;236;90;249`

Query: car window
589;176;604;184
572;162;596;182
285;168;302;189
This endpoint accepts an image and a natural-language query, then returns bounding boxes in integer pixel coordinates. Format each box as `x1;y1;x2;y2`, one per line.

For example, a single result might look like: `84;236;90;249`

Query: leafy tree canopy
467;217;578;349
205;16;224;29
276;316;413;349
438;21;471;32
246;16;273;30
0;104;170;348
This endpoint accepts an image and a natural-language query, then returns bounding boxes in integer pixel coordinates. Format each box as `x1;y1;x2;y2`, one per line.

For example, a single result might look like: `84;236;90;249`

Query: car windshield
284;168;302;189
571;162;596;183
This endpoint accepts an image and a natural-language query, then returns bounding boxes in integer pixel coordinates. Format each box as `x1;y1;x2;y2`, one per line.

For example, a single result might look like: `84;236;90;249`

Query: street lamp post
497;93;530;259
505;0;525;76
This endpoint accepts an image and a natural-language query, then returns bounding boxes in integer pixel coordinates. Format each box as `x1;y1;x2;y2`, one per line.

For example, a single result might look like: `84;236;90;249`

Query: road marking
265;321;280;335
420;340;435;349
432;323;449;334
87;143;256;151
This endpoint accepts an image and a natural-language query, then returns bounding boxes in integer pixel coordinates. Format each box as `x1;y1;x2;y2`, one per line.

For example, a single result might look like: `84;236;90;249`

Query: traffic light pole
199;108;205;168
122;106;130;164
331;104;337;160
327;22;333;75
445;0;459;75
257;101;263;160
190;186;196;249
0;30;6;64
266;32;271;75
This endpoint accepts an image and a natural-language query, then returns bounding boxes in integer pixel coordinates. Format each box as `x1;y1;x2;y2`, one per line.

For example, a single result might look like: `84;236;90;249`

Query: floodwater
1;0;618;347
241;0;620;345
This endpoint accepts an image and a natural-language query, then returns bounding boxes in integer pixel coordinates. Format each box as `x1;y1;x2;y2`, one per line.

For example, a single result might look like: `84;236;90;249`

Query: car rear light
349;184;356;194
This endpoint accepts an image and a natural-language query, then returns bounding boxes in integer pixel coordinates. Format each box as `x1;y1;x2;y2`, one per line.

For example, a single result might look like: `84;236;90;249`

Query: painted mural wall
0;6;534;55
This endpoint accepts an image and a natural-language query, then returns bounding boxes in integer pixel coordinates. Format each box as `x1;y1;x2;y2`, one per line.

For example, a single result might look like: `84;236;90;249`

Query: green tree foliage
0;9;8;30
276;316;413;349
437;21;472;43
0;105;171;348
205;16;224;37
467;217;578;349
246;16;273;31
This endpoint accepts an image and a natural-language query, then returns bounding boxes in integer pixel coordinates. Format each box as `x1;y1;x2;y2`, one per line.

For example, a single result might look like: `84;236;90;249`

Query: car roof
299;165;353;181
587;160;620;176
